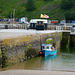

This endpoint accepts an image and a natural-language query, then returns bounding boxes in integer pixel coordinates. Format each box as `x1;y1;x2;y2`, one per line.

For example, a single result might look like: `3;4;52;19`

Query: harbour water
4;32;75;71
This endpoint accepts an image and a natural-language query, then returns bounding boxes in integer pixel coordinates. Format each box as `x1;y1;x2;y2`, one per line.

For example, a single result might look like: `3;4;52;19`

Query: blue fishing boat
40;44;57;56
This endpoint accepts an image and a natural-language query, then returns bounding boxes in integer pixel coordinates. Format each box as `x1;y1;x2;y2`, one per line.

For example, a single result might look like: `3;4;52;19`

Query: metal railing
0;23;73;30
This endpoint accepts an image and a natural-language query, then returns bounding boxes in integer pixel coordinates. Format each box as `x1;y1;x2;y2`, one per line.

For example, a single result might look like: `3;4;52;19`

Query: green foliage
26;0;36;11
60;0;73;10
1;53;7;68
0;45;7;68
0;49;2;67
0;8;2;13
60;33;70;49
46;38;55;46
44;0;53;1
46;38;54;44
25;44;38;59
64;12;75;20
0;49;2;55
0;0;75;20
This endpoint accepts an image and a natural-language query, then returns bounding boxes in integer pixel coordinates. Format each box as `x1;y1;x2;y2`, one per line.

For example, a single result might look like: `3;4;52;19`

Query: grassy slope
0;0;75;20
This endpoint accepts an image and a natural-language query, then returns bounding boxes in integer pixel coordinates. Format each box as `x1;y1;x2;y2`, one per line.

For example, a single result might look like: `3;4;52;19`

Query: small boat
40;44;57;56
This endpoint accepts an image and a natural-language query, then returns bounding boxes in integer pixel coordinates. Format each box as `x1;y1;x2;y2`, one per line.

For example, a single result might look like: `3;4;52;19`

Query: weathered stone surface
1;32;61;64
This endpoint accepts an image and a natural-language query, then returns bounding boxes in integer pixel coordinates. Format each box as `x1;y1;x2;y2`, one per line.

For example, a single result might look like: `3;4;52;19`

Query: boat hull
42;50;57;56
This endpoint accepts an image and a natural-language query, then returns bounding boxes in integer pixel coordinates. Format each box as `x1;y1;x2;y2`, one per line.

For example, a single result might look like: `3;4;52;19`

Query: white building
20;17;28;24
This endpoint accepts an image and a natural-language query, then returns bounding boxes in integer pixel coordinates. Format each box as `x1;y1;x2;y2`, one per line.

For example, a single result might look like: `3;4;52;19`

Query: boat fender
52;48;53;50
40;52;42;55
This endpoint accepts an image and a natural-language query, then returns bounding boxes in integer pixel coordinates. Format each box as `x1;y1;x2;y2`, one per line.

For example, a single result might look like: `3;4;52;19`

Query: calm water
5;34;75;71
6;47;75;71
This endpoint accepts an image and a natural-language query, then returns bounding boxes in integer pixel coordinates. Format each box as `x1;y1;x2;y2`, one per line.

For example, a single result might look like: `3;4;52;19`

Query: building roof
30;19;47;23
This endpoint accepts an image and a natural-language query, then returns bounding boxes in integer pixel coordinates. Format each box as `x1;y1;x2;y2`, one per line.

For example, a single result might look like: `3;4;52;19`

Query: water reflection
44;55;57;61
40;55;57;71
60;47;75;54
5;51;75;71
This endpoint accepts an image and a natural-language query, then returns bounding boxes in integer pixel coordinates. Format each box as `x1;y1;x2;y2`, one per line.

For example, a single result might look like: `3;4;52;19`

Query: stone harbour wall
1;32;61;65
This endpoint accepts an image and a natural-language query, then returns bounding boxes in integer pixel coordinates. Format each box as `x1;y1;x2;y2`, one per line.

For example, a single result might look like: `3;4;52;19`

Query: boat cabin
41;44;54;51
30;19;47;30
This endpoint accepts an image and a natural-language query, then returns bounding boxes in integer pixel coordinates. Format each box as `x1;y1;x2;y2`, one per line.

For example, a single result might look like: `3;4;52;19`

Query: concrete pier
0;29;70;40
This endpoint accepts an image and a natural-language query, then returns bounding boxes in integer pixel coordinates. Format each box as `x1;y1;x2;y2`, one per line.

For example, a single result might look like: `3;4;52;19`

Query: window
37;21;44;25
46;46;49;49
42;46;45;49
38;22;42;24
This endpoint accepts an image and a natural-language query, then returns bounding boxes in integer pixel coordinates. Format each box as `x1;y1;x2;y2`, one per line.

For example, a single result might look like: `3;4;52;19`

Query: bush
25;44;38;59
46;38;55;46
0;49;7;68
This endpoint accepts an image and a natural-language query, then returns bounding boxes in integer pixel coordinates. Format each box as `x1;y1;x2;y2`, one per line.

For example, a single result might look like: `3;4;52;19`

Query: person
52;46;54;50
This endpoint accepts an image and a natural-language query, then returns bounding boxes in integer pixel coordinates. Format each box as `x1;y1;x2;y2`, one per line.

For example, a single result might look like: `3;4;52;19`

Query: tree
60;0;73;10
0;8;2;13
44;0;53;1
26;0;36;11
64;12;75;20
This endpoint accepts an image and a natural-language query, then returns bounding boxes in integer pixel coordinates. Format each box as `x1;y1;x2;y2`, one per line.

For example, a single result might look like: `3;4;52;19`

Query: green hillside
0;0;75;20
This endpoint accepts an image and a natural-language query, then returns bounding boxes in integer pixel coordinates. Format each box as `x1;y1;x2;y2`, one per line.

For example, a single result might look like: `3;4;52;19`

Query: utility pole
13;9;15;24
11;12;12;24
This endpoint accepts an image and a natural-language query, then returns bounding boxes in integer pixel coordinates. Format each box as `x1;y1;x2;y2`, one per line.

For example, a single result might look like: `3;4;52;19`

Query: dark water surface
5;33;75;71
